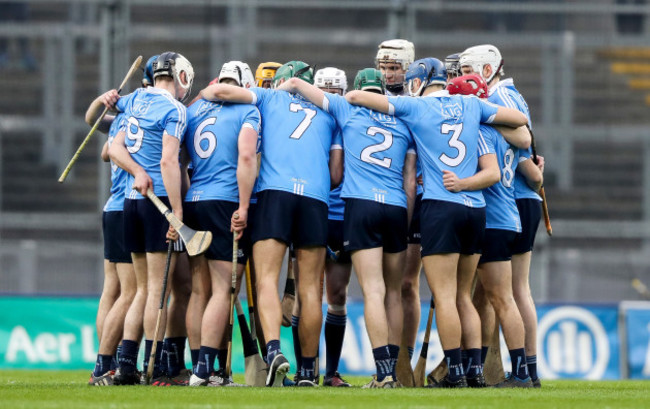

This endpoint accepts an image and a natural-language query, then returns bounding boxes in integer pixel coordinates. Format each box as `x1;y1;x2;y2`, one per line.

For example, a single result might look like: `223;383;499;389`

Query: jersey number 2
289;103;316;139
361;127;393;168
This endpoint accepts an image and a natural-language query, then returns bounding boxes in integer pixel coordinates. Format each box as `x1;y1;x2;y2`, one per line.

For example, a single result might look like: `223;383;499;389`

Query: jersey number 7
289;103;316;139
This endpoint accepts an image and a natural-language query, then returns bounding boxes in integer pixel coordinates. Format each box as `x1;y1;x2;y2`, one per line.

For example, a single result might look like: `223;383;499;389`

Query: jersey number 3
439;123;466;167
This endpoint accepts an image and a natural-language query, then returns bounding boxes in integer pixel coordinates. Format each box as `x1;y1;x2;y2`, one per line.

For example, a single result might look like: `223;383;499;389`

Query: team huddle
86;39;544;389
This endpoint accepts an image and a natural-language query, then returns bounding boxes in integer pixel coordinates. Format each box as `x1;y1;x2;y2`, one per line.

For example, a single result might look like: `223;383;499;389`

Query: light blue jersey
388;90;498;208
479;125;522;232
489;79;541;202
117;87;187;199
184;99;261;203
324;93;415;208
328;185;345;221
249;88;338;204
250;134;262;204
103;113;128;212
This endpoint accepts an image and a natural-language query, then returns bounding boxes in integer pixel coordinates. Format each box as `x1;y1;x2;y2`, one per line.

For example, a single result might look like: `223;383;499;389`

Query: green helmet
353;68;385;94
272;61;314;88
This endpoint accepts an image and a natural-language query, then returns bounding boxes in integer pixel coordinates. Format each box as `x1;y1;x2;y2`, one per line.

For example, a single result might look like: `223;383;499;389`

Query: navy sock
291;315;302;370
461;350;469;373
465;348;482;378
118;340;139;373
217;348;228;372
324;312;346;377
372;346;391;382
195;346;218;379
191;349;200;371
266;339;281;365
111;344;122;371
444;348;464;382
300;356;316;379
481;346;489;365
526;355;538;381
408;346;414;360
143;340;164;378
509;348;529;379
164;337;187;377
387;344;399;379
93;354;114;377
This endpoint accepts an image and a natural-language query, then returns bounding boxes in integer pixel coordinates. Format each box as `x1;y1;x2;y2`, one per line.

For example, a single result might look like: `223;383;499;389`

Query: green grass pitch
1;370;648;409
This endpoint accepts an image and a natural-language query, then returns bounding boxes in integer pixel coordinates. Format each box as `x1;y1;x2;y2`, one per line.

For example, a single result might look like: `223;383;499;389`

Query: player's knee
327;289;347;307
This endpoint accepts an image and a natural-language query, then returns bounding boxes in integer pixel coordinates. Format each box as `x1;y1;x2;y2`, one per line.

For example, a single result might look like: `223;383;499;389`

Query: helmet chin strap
386;83;404;94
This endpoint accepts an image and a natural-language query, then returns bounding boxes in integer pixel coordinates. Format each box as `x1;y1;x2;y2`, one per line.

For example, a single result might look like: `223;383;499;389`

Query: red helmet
446;74;488;99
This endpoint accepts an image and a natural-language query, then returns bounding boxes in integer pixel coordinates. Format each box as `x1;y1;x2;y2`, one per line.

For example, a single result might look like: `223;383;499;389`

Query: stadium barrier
1;297;649;379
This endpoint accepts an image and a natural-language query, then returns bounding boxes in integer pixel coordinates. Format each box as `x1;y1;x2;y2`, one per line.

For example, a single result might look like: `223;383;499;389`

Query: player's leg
186;254;209;370
401;244;421;359
353;247;393;381
401;193;422;360
472;279;496;366
114;199;148;385
96;260;120;343
419;200;467;387
477;260;530;385
323;257;352;386
294;246;326;385
512;198;542;387
512;251;539;384
456;254;484;386
143;250;177;381
383;250;406;381
163;251;191;382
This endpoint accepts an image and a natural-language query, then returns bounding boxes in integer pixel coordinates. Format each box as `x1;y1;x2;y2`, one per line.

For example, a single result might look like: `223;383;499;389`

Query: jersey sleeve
387;95;419;122
323;93;352;127
477;125;496;157
249;87;271;110
162;102;188;142
115;91;136;113
476;98;500;124
331;127;343;151
241;106;262;134
518;146;532;162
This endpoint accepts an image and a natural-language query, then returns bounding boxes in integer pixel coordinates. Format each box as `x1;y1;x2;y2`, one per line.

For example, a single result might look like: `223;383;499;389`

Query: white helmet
314;67;348;94
459;44;504;84
219;60;255;88
153;52;195;103
375;39;415;70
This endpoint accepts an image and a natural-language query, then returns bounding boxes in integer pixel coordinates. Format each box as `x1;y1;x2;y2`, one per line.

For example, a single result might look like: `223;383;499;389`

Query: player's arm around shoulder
85;90;118;133
492;104;529;128
517;156;543;192
443;153;499;193
199;83;255;104
345;90;391;114
108;129;152;193
493;125;531;149
277;77;328;110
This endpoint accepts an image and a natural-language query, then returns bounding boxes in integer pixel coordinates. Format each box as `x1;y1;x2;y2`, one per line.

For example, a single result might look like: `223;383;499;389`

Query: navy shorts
420;199;486;256
103;211;132;263
251;190;328;248
327;219;351;264
343;198;408;254
479;229;518;264
123;197;182;253
407;193;423;244
184;200;249;264
512;198;542;254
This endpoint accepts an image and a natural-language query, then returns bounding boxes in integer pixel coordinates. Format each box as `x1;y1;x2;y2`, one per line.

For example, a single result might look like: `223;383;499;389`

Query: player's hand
536;155;545;173
417;174;423;185
443;170;463;192
101;89;120;110
166;208;182;241
133;170;153;196
231;209;248;241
